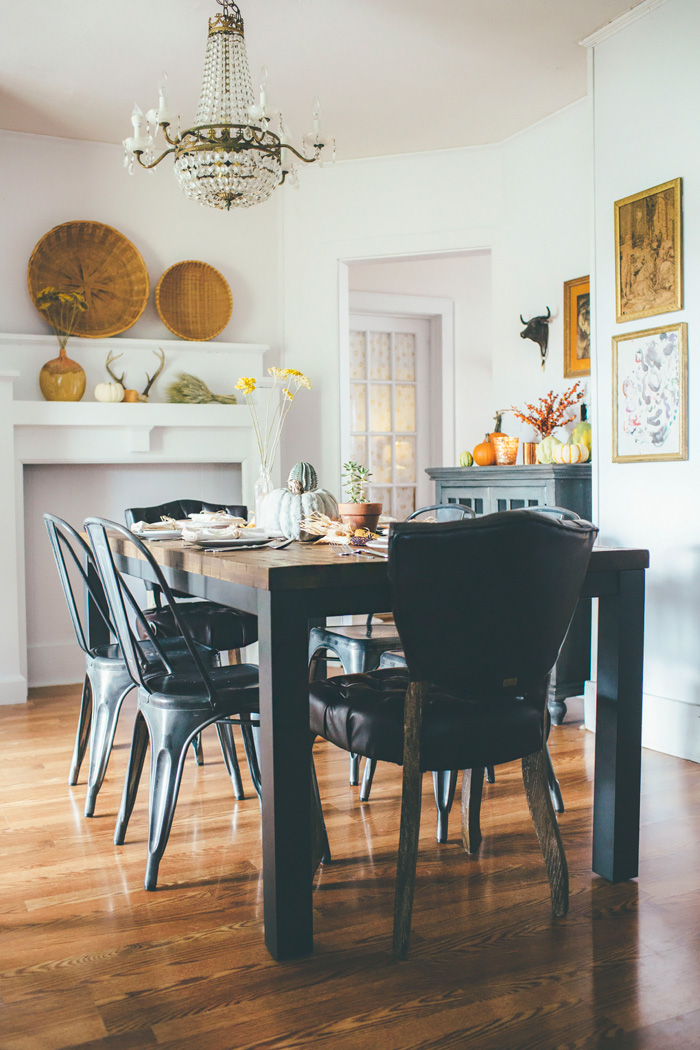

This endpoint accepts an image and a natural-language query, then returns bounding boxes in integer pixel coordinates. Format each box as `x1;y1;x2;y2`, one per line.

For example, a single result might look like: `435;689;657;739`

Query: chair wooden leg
310;743;331;873
114;709;149;846
69;674;92;786
433;769;458;843
393;681;425;960
359;758;377;801
461;767;484;854
216;722;245;800
545;743;564;813
522;749;569;918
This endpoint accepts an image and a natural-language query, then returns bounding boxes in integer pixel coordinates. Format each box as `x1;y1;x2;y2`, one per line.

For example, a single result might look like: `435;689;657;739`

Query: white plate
131;527;183;540
186;513;247;526
366;538;388;549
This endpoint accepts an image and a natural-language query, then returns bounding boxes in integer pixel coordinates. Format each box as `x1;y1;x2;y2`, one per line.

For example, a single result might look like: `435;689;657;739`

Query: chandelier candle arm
122;0;333;210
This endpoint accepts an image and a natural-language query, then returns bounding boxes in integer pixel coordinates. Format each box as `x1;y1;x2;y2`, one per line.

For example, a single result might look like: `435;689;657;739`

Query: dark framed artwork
563;275;590;378
614;177;682;323
612;322;687;463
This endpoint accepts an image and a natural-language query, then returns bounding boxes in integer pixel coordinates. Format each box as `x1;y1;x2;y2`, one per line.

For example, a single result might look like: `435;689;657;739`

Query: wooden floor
2;687;700;1050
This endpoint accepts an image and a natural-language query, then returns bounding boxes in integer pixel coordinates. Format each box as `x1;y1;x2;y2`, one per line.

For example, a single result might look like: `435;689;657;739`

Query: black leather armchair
309;509;598;957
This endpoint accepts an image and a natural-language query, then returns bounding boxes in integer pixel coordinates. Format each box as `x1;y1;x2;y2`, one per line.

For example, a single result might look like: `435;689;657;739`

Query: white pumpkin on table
259;462;339;540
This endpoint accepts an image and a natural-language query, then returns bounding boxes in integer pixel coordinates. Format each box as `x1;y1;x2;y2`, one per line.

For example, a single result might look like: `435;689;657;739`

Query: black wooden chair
309;509;598;957
44;514;234;817
308;503;476;808
84;517;263;891
124;499;257;659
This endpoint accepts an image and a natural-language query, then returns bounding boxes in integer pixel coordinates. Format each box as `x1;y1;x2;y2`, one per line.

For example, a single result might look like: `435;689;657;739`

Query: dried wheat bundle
166;372;238;405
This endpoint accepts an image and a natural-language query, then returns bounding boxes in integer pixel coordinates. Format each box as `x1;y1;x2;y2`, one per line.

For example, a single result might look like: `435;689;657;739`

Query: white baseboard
584;680;700;763
28;642;84;689
0;673;28;704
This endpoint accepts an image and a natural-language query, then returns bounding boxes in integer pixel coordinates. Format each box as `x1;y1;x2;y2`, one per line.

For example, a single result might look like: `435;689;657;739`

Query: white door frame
339;276;456;472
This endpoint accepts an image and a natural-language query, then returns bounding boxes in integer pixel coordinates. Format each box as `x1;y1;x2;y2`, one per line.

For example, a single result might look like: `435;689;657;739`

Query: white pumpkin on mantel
260;462;338;540
94;382;124;403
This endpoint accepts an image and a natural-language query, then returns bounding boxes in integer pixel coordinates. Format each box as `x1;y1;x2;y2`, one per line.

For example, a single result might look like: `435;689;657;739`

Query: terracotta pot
39;345;86;402
337;502;382;533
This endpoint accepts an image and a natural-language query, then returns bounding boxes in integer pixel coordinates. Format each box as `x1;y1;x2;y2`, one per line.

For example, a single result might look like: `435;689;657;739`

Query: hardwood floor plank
2;687;700;1049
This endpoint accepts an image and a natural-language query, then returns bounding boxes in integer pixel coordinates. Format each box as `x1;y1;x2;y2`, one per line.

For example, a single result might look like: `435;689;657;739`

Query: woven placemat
155;260;232;341
27;221;149;338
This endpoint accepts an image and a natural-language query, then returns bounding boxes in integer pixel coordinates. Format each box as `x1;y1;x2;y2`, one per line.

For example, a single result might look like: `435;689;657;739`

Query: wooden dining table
103;536;649;961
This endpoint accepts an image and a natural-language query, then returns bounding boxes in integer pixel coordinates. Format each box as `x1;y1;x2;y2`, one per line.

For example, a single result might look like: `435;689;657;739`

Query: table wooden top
112;535;650;594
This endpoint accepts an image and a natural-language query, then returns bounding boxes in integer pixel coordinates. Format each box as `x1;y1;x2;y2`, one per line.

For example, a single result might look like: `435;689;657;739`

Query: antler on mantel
104;348;165;402
141;348;165;401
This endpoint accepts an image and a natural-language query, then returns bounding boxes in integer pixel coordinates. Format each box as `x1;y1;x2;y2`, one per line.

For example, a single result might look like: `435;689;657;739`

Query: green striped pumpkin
260;463;338;540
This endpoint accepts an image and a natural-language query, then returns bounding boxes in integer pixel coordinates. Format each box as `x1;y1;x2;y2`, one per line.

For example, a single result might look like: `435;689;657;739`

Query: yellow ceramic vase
39;344;86;402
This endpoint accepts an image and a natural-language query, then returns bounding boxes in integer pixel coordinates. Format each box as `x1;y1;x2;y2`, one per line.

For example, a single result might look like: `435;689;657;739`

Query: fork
334;544;387;559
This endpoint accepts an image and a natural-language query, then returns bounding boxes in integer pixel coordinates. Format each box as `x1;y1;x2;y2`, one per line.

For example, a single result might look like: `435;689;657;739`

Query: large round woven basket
27;221;149;339
155;261;232;341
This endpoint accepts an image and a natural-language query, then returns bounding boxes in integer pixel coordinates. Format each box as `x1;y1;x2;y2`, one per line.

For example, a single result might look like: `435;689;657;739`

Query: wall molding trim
581;0;672;49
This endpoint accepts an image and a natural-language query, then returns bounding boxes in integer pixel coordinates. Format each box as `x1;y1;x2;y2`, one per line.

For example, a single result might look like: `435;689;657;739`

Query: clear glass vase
254;465;274;529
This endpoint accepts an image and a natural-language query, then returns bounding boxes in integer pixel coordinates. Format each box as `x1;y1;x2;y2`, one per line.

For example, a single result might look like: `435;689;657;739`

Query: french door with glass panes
348;313;431;518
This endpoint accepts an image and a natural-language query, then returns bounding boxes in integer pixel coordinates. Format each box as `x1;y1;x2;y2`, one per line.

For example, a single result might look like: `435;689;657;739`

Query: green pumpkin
260;463;338;540
458;450;474;467
535;436;562;464
571;419;592;455
287;461;318;492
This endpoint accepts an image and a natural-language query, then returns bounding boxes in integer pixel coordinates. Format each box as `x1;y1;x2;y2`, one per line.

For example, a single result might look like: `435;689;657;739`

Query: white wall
26;462;243;686
348;252;492;458
282;101;592;491
589;0;700;760
0;130;282;375
493;104;592;436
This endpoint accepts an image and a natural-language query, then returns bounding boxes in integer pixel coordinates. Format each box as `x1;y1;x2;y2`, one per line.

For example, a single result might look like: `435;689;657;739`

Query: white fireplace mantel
0;356;273;705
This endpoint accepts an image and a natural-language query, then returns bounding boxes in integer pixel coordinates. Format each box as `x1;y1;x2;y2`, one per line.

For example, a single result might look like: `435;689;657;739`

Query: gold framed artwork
614;177;682;323
612;322;687;463
563;275;590;377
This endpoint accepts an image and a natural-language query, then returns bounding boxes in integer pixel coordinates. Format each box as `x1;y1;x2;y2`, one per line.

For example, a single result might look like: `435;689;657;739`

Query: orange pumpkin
122;389;141;403
473;433;496;466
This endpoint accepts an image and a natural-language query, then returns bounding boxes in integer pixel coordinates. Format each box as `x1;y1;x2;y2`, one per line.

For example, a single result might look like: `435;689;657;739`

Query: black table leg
258;591;314;960
593;569;645;882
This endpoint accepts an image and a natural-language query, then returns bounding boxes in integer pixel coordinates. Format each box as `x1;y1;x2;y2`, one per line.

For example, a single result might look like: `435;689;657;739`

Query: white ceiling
0;0;640;160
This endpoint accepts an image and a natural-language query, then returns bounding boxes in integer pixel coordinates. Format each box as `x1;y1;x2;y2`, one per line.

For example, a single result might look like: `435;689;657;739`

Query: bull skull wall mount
520;307;552;372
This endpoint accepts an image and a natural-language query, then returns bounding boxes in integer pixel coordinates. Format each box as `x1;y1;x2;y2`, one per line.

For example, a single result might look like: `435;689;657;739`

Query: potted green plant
337;461;382;533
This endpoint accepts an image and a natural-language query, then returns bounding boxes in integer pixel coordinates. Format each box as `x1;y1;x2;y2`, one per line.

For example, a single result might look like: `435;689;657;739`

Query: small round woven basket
27;221;149;338
155;261;232;341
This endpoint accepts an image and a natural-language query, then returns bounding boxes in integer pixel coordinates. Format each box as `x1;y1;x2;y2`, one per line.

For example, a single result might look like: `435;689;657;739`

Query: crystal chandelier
123;0;332;210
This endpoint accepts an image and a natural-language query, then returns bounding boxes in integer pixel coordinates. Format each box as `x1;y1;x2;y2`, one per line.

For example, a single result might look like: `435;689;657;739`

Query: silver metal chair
84;517;263;890
44;514;236;817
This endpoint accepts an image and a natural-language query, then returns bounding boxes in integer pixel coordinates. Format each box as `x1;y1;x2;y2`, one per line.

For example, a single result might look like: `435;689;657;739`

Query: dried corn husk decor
165;372;237;404
301;511;378;544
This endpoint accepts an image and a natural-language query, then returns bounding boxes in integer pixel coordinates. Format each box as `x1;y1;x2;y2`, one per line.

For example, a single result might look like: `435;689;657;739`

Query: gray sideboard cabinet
426;464;592;723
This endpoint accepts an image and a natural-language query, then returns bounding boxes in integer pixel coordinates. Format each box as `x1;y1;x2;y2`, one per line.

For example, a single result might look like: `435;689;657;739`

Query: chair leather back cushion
125;500;248;526
387;509;597;702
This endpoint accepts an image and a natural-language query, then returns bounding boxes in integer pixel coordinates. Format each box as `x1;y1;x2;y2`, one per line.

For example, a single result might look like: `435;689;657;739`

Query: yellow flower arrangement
35;286;87;351
235;366;311;474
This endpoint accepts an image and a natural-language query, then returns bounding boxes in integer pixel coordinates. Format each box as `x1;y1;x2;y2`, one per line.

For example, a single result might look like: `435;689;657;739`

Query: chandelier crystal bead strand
123;0;333;211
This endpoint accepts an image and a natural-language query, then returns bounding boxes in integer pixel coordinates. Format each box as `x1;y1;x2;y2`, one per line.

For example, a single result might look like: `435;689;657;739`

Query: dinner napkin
187;511;247;526
131;520;179;534
181;525;267;543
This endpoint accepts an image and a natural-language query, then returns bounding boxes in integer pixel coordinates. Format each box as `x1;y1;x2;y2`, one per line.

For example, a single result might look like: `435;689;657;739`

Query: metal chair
309;509;598;957
84;517;262;891
124;499;257;659
44;514;239;817
308;503;476;805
